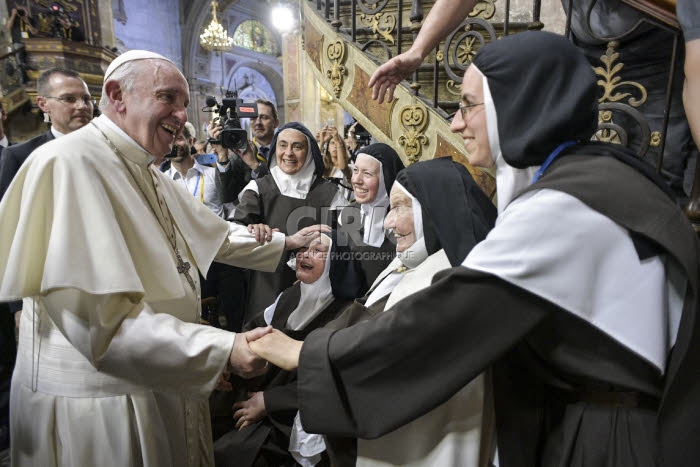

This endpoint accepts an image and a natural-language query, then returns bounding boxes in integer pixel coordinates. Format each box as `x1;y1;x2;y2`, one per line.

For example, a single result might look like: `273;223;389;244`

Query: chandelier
199;1;234;51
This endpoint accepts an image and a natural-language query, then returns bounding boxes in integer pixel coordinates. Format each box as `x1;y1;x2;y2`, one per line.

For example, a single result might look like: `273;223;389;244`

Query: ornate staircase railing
303;0;699;232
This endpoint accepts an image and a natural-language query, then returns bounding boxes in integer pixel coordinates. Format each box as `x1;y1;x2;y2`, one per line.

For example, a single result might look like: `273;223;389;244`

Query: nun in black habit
213;231;363;467
339;157;496;467
233;122;346;316
339;143;405;291
270;157;497;467
250;31;700;467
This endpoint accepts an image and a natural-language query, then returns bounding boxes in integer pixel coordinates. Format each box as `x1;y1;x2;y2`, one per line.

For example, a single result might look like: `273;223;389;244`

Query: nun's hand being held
248;223;275;244
285;224;332;250
230;326;273;378
249;329;302;371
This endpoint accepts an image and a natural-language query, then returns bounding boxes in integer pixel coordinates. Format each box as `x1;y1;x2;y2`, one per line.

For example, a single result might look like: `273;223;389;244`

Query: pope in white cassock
0;50;324;467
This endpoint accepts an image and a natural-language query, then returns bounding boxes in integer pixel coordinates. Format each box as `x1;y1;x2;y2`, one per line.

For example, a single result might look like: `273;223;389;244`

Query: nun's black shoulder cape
291;31;700;467
473;29;674;198
395;157;496;266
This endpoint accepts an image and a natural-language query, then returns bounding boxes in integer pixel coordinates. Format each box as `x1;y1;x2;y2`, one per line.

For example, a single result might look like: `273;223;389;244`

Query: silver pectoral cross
176;251;196;292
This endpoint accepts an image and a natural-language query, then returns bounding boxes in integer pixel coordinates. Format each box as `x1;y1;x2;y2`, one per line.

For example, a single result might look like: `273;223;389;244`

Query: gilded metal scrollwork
650;132;661;148
356;0;391;15
592;41;651;156
456;30;479;65
360;13;396;45
596;109;624;145
594;102;651;157
398;104;429;163
326;40;346;98
443;19;497;96
468;0;496;19
595;42;648;107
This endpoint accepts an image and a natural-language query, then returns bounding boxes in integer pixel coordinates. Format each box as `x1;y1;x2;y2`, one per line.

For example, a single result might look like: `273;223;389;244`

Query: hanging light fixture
199;1;234;51
271;1;297;33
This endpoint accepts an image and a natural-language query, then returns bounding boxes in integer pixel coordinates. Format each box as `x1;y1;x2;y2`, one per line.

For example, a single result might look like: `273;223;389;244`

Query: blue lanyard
531;140;577;184
192;172;201;196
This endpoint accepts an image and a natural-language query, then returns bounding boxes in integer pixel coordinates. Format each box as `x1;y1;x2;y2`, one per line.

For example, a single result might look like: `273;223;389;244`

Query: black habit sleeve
216;158;251;204
252;163;269;179
297;265;553;438
264;380;300;420
233;188;265;226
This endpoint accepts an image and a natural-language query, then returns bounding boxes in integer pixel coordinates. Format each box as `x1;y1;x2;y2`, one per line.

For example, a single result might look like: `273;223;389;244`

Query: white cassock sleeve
30;224;287;399
38;289;235;399
213;222;286;272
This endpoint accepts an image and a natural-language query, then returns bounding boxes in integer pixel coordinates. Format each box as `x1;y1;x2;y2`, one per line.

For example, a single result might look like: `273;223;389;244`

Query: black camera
17;9;26;17
204;92;258;151
49;3;71;39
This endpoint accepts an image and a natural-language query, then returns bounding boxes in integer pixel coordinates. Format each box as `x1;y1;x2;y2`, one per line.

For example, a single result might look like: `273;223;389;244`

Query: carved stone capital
325;39;346;98
398;104;429;163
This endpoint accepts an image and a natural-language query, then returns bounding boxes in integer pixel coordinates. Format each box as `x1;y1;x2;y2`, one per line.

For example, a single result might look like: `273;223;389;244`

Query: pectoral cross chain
176;252;196;292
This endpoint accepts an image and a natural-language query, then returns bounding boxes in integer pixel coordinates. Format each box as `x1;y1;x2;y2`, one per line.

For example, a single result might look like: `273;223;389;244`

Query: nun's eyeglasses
458;102;483;119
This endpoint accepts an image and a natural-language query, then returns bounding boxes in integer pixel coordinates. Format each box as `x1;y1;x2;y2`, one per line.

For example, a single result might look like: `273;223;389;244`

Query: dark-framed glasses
458;102;484;119
43;95;93;106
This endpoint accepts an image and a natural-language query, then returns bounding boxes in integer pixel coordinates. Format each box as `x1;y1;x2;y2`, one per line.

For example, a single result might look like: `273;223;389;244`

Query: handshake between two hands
215;327;302;430
225;326;302;384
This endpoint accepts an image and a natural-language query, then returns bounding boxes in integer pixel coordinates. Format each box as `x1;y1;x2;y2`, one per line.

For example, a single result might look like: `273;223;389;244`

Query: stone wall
113;0;182;67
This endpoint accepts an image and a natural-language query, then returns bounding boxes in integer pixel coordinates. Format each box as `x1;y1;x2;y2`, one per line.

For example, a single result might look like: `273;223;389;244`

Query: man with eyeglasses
214;98;280;205
0;68;93;200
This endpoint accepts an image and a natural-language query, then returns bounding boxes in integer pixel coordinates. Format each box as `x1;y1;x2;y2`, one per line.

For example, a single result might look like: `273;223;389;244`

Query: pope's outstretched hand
285;224;332;251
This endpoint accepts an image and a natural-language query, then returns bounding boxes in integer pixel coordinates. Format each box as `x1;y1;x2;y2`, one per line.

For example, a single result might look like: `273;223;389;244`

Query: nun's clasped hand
249;329;303;372
233;391;266;431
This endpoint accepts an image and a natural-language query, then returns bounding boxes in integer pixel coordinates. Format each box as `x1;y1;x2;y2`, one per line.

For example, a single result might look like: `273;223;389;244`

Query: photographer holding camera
344;120;373;162
7;5;37;83
213;98;279;205
164;122;226;218
56;14;85;42
8;6;37;43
